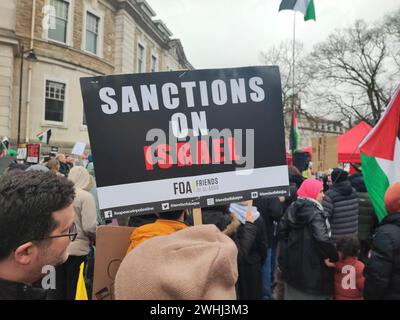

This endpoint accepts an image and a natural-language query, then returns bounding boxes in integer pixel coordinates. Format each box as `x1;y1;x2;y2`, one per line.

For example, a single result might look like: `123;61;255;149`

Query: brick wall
16;0;115;75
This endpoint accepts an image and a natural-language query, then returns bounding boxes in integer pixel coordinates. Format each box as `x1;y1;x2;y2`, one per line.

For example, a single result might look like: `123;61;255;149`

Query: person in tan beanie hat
364;183;400;300
115;224;238;300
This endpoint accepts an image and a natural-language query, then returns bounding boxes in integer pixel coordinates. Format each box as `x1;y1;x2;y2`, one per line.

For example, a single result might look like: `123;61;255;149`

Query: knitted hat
297;178;323;200
115;225;238;300
331;168;348;184
384;182;400;214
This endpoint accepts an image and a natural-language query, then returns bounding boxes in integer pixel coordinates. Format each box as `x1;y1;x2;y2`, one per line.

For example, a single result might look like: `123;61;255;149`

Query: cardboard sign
71;142;86;156
92;226;133;300
17;144;27;160
312;136;338;172
51;146;59;153
80;66;289;219
27;144;40;163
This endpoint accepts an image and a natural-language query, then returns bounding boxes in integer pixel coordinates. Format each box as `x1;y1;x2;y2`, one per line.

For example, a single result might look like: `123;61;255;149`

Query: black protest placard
27;144;40;164
80;66;289;219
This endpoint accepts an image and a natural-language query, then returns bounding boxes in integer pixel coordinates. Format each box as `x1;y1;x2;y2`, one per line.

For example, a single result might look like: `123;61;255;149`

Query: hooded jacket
322;180;359;240
364;213;400;300
67;167;97;256
279;198;338;295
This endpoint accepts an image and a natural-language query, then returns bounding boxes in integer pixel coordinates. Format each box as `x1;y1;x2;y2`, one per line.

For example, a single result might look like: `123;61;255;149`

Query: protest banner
17;143;27;160
92;226;133;300
26;144;40;164
71;142;86;156
312;136;338;172
80;66;289;219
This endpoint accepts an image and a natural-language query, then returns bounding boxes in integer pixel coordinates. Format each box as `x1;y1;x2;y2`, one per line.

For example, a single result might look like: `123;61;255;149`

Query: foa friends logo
173;177;219;195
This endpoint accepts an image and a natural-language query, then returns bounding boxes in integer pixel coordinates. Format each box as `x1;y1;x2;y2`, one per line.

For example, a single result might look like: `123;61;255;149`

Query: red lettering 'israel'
143;137;241;170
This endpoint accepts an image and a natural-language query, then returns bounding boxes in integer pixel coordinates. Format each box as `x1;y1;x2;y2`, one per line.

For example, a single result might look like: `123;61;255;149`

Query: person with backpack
279;178;338;300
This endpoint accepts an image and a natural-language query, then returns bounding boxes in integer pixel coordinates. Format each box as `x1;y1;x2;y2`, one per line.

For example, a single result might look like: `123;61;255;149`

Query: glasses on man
43;223;78;241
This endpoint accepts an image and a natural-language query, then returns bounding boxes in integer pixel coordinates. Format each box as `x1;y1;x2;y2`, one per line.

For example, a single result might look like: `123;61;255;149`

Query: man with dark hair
126;210;187;254
0;171;76;299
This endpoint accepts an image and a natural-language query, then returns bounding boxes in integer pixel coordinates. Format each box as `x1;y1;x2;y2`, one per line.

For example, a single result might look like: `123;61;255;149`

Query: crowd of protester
0;156;399;300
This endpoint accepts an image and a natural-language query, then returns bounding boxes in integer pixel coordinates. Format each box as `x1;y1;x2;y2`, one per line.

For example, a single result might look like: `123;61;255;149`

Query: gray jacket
68;188;97;256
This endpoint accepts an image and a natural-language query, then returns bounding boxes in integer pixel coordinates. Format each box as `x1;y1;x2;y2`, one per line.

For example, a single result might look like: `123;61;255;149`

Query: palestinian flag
289;111;299;155
36;129;52;144
360;88;400;222
279;0;316;21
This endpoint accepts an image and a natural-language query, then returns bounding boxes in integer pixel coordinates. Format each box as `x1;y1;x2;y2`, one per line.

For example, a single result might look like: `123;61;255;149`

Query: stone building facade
0;0;193;151
283;96;345;149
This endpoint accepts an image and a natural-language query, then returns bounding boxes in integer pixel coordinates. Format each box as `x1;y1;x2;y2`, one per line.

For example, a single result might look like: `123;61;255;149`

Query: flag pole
291;10;297;155
292;10;296;115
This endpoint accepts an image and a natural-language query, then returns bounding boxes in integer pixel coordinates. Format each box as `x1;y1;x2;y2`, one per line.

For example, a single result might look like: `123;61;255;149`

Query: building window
45;80;65;122
151;55;157;72
86;12;100;54
48;0;69;43
137;44;145;73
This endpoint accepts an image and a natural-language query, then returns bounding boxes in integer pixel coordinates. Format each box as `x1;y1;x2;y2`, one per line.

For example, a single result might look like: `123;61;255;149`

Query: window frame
137;43;145;73
82;5;104;57
42;76;69;127
151;54;158;72
43;0;74;46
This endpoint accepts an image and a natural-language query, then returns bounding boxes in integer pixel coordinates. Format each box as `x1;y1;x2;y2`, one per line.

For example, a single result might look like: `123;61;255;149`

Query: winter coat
358;192;378;242
126;219;187;254
59;162;70;177
322;180;359;240
253;197;283;247
364;213;400;300
0;279;47;300
186;208;268;299
68;188;97;256
234;214;268;300
334;256;365;300
279;198;339;296
67;167;97;256
349;173;378;243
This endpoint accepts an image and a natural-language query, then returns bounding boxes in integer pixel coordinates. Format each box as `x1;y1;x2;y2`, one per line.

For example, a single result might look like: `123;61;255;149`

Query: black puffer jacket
349;173;378;243
279;198;338;296
0;279;47;300
184;208;262;264
253;197;283;248
322;180;359;240
186;208;267;299
364;213;400;300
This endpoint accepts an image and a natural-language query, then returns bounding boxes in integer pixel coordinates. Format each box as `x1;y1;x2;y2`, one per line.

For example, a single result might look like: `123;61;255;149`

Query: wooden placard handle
247;200;253;213
193;207;202;226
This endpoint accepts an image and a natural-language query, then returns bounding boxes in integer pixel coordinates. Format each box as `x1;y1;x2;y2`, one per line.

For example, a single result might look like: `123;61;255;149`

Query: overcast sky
147;0;400;69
